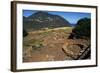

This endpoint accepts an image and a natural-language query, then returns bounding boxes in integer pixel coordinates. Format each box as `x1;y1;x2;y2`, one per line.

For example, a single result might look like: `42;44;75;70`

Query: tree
69;18;91;39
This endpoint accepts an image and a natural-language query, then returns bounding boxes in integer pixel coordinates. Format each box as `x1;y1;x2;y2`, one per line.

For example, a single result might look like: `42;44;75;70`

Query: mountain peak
34;11;49;15
23;11;71;31
28;11;50;18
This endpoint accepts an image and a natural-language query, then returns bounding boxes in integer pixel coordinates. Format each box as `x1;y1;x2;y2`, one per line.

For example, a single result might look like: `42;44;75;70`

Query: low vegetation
69;18;91;39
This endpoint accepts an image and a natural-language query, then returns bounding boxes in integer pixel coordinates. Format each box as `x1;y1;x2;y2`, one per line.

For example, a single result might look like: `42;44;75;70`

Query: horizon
23;10;91;24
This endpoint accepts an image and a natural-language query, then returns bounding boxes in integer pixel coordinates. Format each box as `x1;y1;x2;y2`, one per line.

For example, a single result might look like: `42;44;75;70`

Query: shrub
69;18;91;38
23;29;28;37
72;18;91;38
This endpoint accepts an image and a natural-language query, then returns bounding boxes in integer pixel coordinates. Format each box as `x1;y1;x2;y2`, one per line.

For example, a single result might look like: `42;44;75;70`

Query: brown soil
23;27;90;62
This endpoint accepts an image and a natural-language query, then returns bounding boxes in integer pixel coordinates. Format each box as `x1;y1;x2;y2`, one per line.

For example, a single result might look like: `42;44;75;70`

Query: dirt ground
23;27;90;62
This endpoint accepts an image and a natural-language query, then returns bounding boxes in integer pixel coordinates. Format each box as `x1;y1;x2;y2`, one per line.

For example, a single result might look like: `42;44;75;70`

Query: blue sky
23;10;91;24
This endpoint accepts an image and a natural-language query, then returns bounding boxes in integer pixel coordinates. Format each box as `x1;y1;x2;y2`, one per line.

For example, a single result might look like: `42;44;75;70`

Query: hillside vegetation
69;18;91;39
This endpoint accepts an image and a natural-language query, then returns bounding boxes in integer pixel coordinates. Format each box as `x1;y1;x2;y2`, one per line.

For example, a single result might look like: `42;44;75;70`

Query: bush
23;29;28;37
69;18;91;39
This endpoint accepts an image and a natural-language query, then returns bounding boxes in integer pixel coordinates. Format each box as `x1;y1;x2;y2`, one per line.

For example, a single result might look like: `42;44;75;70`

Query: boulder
62;44;82;59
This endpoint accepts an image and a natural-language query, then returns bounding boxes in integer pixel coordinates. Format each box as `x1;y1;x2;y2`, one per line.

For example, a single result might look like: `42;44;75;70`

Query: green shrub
30;39;43;48
72;18;91;38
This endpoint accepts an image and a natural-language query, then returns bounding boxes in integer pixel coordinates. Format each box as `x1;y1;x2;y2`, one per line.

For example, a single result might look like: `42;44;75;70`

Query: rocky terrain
23;11;91;62
23;27;90;62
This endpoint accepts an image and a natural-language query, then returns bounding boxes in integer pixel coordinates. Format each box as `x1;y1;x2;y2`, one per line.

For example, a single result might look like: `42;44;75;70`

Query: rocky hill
23;11;71;31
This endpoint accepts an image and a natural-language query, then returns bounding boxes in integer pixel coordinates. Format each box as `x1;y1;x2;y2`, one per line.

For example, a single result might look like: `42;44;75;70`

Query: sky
23;10;91;24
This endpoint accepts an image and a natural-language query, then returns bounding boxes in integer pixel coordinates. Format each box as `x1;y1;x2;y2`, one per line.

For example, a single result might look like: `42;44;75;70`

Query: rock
76;45;91;59
62;44;81;59
75;44;84;49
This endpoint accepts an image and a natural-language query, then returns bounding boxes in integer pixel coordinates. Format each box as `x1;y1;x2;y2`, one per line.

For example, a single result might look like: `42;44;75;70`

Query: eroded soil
23;27;90;62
